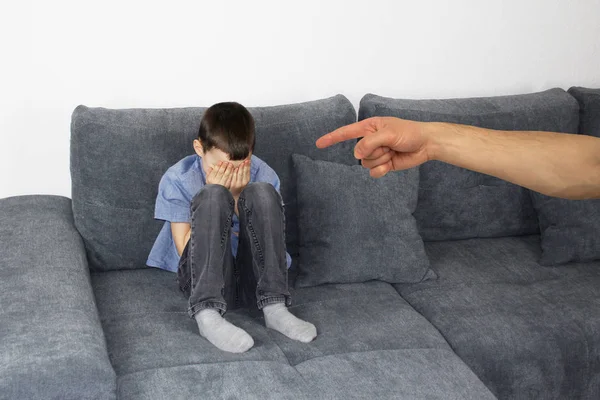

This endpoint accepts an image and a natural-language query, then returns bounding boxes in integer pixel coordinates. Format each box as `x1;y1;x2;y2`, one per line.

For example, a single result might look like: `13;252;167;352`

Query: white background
1;0;599;199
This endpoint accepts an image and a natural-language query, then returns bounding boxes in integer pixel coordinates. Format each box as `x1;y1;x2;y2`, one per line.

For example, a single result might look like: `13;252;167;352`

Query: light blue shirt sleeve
272;173;281;193
256;160;280;193
154;171;192;223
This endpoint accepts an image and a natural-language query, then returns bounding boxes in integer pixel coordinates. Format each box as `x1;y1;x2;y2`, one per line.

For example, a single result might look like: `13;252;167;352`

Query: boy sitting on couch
147;102;317;353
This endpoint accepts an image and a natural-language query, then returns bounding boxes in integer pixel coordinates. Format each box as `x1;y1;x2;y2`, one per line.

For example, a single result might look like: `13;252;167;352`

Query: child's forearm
176;229;191;257
171;222;192;257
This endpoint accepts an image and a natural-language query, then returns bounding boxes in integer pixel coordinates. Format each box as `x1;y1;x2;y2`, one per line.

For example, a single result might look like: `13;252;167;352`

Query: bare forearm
174;229;191;257
184;229;191;246
427;122;600;199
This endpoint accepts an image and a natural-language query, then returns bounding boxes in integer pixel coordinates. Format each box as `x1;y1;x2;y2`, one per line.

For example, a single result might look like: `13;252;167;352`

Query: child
147;102;317;353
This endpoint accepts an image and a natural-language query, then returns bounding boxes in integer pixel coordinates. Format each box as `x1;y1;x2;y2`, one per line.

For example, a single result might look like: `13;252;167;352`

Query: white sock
195;309;254;353
263;302;317;343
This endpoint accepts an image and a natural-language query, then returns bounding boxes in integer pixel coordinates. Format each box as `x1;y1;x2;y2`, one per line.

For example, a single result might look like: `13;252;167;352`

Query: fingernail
354;145;362;158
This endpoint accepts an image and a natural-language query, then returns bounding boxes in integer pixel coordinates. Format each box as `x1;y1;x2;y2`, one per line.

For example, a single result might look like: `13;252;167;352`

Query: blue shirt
147;154;292;272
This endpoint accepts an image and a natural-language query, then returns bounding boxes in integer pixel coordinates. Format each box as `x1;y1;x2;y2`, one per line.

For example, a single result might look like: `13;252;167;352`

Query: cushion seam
397;273;600;296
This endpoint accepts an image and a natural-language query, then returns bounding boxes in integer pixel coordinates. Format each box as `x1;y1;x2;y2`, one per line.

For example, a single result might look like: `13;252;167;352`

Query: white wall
1;0;599;199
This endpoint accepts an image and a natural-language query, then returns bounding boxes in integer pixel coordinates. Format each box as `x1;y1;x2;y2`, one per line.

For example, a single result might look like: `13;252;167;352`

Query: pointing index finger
315;118;380;149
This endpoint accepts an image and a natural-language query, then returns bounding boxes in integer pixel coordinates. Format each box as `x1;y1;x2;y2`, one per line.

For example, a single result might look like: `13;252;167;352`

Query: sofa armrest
0;195;116;400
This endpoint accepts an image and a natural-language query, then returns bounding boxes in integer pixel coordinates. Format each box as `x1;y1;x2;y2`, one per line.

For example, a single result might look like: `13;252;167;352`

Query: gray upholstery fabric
533;195;600;265
91;268;495;399
295;349;496;400
570;87;600;135
71;96;357;271
359;88;580;241
0;195;116;400
117;363;310;400
395;236;600;399
273;279;448;365
118;352;496;400
292;154;433;287
398;235;600;294
92;269;289;376
529;87;600;265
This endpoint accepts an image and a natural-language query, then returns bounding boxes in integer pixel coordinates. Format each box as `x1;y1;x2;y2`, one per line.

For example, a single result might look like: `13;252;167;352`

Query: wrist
423;122;456;162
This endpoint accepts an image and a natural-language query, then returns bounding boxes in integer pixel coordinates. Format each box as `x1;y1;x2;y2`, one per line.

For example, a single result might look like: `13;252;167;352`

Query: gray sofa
1;88;599;400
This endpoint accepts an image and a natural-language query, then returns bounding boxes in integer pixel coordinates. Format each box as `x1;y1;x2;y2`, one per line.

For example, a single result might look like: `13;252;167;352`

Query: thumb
354;128;400;159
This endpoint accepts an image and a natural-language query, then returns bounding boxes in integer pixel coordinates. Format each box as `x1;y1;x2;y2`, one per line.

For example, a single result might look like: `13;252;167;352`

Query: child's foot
195;309;254;353
263;303;317;343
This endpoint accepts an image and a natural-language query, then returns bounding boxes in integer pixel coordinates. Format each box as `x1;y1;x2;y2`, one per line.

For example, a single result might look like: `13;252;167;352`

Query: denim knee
191;184;234;212
239;182;281;208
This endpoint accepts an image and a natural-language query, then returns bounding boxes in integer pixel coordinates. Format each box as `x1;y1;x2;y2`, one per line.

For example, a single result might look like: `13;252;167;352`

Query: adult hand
317;115;600;200
229;159;251;198
206;161;234;186
315;117;434;178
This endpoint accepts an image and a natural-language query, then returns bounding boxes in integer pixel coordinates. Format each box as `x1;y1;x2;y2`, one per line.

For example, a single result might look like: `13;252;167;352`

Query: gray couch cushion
117;363;310;400
91;269;288;376
0;196;116;400
91;268;495;399
529;87;600;265
71;96;357;272
395;236;600;399
292;154;433;287
294;349;496;400
359;88;580;241
276;279;448;365
533;195;600;265
117;351;496;400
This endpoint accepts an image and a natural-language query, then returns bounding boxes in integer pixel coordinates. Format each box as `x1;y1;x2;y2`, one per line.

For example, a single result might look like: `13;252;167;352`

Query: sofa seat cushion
91;268;495;399
293;349;496;400
116;350;496;400
395;236;600;399
91;269;289;375
117;362;309;400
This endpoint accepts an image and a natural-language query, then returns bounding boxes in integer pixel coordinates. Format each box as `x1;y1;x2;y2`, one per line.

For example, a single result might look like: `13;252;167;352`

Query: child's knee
191;184;233;210
240;182;278;204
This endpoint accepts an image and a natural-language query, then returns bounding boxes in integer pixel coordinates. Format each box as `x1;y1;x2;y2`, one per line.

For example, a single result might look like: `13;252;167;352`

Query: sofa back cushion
71;95;357;271
358;88;579;241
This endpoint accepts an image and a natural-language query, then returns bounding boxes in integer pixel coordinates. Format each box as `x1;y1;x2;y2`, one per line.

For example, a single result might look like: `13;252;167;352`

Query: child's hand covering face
206;161;233;186
206;160;251;197
228;159;251;197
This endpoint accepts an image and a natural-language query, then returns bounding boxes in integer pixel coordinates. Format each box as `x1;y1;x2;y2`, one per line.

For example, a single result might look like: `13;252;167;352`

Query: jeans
177;183;292;318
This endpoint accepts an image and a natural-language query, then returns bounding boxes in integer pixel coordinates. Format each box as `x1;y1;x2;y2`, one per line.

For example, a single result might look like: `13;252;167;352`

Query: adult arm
316;117;600;200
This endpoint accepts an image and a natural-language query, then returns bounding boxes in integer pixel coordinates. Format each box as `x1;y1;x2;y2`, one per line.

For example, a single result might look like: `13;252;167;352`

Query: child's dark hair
198;102;255;160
